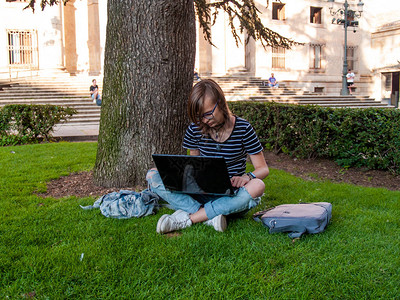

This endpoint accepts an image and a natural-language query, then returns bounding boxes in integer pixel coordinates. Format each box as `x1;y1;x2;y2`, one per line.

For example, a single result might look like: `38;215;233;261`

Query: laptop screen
152;154;235;196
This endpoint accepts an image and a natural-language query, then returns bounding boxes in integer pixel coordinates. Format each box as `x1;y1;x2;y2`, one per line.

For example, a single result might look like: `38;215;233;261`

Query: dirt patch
39;171;138;199
263;152;400;191
39;151;400;199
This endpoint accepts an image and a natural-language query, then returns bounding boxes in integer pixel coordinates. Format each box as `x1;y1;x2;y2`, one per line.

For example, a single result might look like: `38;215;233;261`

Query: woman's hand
230;174;251;188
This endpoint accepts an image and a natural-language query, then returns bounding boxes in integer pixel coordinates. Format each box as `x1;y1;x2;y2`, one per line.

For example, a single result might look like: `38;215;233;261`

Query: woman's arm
248;151;269;180
189;149;200;156
230;151;269;188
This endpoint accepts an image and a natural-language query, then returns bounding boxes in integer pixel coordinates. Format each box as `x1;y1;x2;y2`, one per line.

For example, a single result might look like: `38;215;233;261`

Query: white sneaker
204;215;227;232
156;210;192;234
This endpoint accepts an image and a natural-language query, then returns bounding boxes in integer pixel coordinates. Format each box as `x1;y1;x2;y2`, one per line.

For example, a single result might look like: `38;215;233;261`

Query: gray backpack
253;202;332;238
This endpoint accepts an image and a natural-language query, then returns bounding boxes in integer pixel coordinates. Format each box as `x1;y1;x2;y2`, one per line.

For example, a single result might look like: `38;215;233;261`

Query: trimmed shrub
0;104;77;146
229;101;400;174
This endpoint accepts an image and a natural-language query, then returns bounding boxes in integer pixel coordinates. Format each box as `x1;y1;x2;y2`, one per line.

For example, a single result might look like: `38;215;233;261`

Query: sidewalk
52;123;99;142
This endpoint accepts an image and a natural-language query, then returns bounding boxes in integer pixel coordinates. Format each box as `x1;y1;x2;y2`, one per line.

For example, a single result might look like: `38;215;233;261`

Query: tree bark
93;0;196;187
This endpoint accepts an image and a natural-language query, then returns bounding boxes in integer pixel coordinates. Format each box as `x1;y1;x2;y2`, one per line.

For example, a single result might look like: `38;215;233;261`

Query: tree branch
25;0;68;12
194;0;301;49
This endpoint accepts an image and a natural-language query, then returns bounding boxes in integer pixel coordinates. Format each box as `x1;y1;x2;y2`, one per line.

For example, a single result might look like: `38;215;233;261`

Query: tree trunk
93;0;196;187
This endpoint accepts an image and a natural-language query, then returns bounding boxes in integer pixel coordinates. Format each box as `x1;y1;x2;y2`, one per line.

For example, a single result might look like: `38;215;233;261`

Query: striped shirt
182;116;263;177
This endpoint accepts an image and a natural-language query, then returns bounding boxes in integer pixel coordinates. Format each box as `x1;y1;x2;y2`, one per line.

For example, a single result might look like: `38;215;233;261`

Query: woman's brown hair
187;79;232;135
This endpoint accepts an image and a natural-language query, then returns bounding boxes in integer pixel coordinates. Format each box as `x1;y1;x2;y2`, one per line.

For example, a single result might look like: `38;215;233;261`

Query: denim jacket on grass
80;189;160;219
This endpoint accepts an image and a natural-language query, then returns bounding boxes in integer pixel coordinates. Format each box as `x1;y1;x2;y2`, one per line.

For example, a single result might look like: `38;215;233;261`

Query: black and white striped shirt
182;116;263;177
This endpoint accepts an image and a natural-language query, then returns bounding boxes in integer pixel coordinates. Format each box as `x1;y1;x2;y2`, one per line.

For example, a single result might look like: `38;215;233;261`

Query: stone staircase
0;75;101;124
0;74;394;126
211;76;392;108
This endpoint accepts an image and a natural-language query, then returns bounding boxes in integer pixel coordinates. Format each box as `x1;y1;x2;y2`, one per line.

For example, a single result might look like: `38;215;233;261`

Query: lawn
0;142;399;299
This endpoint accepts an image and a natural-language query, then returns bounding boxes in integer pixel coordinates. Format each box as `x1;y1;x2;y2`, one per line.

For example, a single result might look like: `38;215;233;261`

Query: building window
272;47;285;69
382;73;391;90
310;44;323;69
346;46;357;71
7;29;38;67
272;3;285;20
310;7;322;24
381;73;392;99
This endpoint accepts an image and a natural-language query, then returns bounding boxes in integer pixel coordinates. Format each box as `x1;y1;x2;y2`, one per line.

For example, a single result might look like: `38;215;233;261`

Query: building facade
196;0;400;101
0;0;106;77
1;0;399;102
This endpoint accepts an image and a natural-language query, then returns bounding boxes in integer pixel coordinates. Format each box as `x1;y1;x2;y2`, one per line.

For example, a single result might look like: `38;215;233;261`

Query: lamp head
357;0;364;14
328;0;334;9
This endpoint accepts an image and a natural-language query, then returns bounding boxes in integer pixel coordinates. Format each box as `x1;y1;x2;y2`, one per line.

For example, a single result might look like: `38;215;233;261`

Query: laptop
152;154;235;196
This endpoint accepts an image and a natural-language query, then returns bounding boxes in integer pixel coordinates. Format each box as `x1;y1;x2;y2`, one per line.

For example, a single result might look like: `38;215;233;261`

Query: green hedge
229;101;400;174
0;104;77;146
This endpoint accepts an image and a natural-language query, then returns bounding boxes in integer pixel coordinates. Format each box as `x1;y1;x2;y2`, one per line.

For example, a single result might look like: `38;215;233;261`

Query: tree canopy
194;0;297;49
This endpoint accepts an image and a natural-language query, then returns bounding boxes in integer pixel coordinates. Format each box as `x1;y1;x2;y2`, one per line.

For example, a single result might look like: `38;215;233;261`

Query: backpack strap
252;207;275;222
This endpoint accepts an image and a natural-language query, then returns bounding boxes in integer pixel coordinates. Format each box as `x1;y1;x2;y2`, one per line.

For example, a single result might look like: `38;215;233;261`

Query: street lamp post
328;0;364;96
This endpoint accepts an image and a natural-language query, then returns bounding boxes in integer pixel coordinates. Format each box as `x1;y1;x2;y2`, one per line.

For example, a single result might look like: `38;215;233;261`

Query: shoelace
171;217;191;228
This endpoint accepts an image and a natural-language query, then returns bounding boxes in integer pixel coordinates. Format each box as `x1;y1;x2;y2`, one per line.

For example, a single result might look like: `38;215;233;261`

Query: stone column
87;0;101;75
198;29;213;76
63;0;77;75
245;31;256;75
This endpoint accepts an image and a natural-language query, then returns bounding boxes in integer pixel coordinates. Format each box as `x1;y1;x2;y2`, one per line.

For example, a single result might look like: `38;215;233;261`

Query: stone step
247;100;393;108
1;89;94;95
1;82;101;89
251;99;377;103
224;89;307;94
0;95;89;100
227;95;375;101
248;98;383;104
2;87;98;93
1;86;91;92
68;117;100;123
68;104;100;109
300;102;383;106
73;111;100;117
74;109;101;115
0;99;93;106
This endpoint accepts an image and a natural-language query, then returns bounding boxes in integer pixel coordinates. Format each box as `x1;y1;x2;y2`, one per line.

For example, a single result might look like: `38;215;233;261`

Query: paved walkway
53;123;99;141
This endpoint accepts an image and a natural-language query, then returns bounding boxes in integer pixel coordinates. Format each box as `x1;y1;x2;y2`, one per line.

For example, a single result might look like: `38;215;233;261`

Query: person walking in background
90;79;102;106
267;73;279;88
346;69;355;95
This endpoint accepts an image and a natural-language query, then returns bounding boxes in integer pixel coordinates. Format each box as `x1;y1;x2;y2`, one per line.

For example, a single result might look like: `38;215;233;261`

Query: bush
0;104;77;146
229;101;400;174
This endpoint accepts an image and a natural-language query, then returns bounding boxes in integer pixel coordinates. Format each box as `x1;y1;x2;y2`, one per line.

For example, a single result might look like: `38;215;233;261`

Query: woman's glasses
201;100;219;120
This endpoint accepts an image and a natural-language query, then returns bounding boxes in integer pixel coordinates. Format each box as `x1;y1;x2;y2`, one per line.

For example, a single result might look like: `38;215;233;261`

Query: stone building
0;0;399;103
370;20;400;105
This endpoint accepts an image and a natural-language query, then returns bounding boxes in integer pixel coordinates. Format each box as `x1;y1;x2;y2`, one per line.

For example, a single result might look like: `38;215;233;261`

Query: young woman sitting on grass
147;79;269;234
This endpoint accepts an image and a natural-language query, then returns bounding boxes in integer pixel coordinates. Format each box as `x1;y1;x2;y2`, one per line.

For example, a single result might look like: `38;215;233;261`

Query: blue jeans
91;93;101;100
91;94;102;106
146;169;261;220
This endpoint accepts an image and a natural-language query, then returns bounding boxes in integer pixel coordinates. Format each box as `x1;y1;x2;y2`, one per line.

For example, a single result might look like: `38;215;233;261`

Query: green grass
0;142;399;299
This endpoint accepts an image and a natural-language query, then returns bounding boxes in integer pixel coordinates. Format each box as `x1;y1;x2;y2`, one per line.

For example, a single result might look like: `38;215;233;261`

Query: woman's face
200;96;223;128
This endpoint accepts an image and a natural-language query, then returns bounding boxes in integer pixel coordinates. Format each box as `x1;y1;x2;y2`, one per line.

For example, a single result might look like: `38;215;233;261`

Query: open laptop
152;154;235;196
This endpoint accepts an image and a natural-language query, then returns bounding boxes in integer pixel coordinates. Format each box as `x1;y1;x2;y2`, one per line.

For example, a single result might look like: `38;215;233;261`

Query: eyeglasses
201;100;219;120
